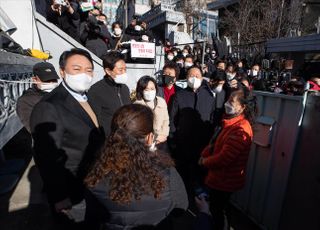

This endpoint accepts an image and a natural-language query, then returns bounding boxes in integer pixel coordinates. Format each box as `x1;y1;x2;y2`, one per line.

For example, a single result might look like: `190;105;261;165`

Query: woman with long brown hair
85;104;188;229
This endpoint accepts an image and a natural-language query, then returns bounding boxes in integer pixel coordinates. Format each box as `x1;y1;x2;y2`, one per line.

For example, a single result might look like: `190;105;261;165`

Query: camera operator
47;0;80;42
80;13;111;58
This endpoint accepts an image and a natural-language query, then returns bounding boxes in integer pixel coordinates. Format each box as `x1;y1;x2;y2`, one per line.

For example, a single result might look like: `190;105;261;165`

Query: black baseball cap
33;62;59;82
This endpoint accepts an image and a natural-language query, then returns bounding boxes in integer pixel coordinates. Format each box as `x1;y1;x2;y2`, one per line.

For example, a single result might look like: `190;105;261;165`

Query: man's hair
184;54;194;62
112;21;123;30
163;62;180;78
59;48;93;70
102;51;125;70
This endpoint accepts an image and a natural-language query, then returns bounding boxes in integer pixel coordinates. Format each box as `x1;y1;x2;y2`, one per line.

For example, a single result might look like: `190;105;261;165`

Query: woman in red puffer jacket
199;86;257;230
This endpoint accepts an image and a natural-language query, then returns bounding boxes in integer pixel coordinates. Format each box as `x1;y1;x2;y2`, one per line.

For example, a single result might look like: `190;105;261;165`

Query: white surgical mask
142;35;149;41
149;141;157;152
184;62;193;68
226;73;236;81
182;52;188;57
167;55;174;61
143;90;156;101
114;72;128;84
135;25;142;31
224;101;237;115
187;77;202;90
39;82;59;93
64;72;93;93
114;28;122;36
252;70;258;77
213;84;223;94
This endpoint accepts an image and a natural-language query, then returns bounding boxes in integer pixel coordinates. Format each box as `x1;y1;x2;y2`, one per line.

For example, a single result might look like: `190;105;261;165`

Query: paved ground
0;129;261;230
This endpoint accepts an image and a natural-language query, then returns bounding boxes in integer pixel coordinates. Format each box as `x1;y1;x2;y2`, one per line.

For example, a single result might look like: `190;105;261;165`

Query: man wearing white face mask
30;48;105;227
17;62;59;133
169;66;216;199
88;51;131;137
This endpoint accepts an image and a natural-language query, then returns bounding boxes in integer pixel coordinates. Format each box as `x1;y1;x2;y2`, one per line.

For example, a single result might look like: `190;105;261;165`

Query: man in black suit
30;48;104;228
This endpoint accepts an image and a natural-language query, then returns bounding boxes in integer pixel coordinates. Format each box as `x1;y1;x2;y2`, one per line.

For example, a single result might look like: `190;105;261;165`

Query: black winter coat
17;86;47;133
46;2;80;41
168;81;215;157
86;167;188;230
88;76;131;137
30;85;104;204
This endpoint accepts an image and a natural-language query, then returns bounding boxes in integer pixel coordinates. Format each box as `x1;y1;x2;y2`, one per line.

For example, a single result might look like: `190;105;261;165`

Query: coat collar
56;84;97;129
222;114;245;128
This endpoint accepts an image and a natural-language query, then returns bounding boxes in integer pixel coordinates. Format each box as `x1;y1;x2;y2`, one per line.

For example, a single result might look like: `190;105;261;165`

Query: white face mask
114;28;122;36
39;82;59;93
142;35;149;41
135;25;142;31
213;84;223;94
224;101;237;115
187;76;202;90
252;70;258;77
226;73;236;81
167;55;174;61
65;72;93;93
182;52;188;57
114;72;128;84
143;90;156;101
184;62;193;68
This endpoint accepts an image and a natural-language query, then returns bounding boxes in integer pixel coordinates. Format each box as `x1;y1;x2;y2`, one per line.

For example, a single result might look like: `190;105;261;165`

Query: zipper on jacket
117;86;124;106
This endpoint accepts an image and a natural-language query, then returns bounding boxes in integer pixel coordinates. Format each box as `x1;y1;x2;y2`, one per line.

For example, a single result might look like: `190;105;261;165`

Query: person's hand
195;196;210;215
229;79;238;88
198;157;204;166
54;198;72;213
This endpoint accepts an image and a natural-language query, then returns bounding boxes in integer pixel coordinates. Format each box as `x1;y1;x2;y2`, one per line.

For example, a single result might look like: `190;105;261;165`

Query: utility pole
125;0;128;28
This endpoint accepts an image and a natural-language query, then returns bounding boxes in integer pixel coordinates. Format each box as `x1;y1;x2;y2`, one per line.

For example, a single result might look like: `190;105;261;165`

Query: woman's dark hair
59;48;93;70
102;51;125;70
85;104;174;204
136;76;158;101
112;21;122;30
230;86;257;125
163;62;180;78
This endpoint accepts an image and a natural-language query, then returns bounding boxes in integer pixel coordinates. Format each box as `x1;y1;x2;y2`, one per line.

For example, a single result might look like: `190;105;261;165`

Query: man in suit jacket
30;48;104;228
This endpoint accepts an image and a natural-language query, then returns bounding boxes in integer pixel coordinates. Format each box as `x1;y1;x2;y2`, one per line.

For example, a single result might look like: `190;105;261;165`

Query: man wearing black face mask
157;62;182;105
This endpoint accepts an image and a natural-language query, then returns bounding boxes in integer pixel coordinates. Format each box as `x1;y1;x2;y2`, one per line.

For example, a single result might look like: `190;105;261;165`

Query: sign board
130;42;155;58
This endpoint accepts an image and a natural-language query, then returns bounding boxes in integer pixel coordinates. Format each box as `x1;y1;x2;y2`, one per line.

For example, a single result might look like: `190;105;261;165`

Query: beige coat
134;96;169;143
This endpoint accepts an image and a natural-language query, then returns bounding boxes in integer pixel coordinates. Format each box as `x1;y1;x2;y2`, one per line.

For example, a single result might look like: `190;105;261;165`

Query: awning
266;34;320;53
207;0;239;10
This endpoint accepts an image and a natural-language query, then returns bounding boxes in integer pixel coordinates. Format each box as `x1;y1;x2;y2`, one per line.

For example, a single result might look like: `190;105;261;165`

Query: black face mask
163;75;175;85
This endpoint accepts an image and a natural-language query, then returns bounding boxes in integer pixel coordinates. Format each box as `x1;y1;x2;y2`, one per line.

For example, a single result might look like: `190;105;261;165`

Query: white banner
130;42;155;58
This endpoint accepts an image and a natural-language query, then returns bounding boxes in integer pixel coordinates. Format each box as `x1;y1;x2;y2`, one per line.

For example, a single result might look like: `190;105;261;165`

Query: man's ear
59;69;65;79
104;68;112;76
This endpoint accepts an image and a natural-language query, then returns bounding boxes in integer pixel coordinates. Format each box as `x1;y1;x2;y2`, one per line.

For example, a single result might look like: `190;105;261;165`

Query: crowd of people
16;44;320;230
46;0;154;60
16;47;259;230
163;42;320;95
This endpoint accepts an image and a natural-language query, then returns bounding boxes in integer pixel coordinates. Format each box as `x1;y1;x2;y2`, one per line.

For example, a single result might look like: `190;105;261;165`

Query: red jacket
201;114;253;192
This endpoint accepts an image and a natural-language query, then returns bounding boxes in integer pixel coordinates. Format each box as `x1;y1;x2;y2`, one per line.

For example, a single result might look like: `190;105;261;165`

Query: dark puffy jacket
16;86;47;133
87;76;131;137
168;81;215;156
86;167;188;230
